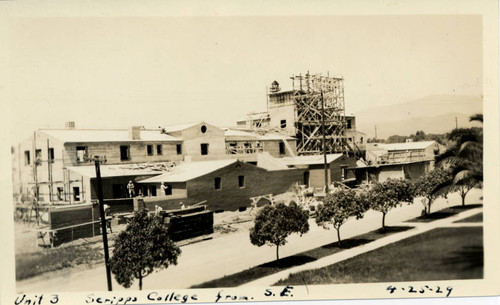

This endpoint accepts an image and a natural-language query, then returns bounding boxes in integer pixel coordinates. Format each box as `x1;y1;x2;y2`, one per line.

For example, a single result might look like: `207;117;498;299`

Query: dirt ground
14;200;268;262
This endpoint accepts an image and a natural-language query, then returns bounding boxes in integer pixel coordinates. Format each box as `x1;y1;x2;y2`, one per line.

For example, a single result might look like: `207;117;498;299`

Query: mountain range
354;95;483;139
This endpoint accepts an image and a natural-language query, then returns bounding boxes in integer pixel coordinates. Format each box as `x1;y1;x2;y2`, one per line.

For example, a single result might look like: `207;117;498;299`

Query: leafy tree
414;168;454;215
250;202;309;262
386;135;409;143
456;183;476;206
109;211;181;290
315;189;369;247
413;130;427;142
368;179;414;231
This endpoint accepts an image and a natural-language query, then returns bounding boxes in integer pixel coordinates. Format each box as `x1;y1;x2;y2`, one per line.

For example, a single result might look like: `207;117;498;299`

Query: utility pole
455;116;458;129
85;155;112;291
374;125;378;140
321;91;329;194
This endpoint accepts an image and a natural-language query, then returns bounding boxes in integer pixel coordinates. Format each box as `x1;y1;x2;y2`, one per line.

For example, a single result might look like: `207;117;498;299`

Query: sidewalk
241;206;483;287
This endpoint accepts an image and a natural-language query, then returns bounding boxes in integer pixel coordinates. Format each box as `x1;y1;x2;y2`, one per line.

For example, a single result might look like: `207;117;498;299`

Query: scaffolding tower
291;72;347;155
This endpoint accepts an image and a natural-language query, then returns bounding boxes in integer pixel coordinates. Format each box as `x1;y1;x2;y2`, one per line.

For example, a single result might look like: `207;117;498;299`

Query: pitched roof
375;141;436;151
39;129;180;143
224;129;295;141
66;163;171;178
280;154;344;166
161;122;201;133
138;159;237;183
256;152;289;170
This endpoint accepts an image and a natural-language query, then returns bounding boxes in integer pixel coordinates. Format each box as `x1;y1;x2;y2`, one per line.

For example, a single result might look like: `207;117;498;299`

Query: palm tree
433;114;483;205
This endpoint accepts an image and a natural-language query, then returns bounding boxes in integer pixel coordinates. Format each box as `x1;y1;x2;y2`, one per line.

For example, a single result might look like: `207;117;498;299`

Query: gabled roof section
280;154;344;166
138;159;238;183
375;141;436;151
66;163;173;178
161;122;202;133
224;128;295;141
39;129;181;143
162;121;223;133
256;152;289;170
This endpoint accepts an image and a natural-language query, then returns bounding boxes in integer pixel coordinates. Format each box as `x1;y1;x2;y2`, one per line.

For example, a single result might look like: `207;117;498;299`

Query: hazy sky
8;15;482;141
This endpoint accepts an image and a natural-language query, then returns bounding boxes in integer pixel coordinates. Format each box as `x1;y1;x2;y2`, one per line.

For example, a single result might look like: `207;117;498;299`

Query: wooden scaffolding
291;72;347;155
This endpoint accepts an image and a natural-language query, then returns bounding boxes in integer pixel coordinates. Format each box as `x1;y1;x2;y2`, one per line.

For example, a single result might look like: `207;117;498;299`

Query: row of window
25;141;288;165
214;175;245;190
75;144;185;163
24;148;55;166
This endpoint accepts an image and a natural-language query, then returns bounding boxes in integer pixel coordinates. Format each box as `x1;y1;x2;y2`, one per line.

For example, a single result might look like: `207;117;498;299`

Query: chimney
65;121;76;129
129;126;141;140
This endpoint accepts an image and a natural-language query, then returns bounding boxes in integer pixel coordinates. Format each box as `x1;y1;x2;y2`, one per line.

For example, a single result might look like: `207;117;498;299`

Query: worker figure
127;181;135;198
161;182;169;195
179;202;185;210
103;204;112;233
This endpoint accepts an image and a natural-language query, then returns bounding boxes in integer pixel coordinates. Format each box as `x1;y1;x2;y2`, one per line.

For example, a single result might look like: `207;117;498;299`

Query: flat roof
280;154;344;166
224;129;295;141
373;141;436;151
350;159;432;169
40;129;181;143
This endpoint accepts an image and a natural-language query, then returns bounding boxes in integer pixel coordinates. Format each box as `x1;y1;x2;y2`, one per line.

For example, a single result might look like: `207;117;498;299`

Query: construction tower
290;72;347;155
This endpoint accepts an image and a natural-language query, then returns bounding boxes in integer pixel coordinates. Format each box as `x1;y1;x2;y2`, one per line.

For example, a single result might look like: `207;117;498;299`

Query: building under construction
238;72;364;156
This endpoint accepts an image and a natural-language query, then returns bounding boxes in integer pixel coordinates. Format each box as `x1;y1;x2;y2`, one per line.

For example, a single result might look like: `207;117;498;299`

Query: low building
138;159;305;211
224;128;297;161
279;154;358;188
351;160;432;184
354;140;442;184
365;141;441;165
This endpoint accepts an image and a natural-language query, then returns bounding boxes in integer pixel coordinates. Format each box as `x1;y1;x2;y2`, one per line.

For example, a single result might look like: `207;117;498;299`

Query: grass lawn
406;204;482;223
16;243;104;281
275;226;483;285
454;212;482;223
191;226;413;288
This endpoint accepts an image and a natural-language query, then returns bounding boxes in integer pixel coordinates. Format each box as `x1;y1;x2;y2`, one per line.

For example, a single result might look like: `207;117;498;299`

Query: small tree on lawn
109;210;181;290
369;178;414;231
250;202;309;263
456;182;476;206
315;189;368;247
415;168;454;215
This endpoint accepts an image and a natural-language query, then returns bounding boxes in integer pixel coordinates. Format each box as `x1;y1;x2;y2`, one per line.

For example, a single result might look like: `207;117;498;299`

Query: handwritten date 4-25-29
387;285;453;297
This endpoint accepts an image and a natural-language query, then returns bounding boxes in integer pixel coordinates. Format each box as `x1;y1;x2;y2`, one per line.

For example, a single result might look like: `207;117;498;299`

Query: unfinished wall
165;209;214;241
48;204;101;247
90;175;161;200
63;142;183;166
16;132;67;202
262;140;296;158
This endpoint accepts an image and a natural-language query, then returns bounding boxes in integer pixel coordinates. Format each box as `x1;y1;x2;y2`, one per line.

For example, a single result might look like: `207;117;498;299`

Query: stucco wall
262;140;296;158
176;123;227;161
186;162;304;211
63;142;182;166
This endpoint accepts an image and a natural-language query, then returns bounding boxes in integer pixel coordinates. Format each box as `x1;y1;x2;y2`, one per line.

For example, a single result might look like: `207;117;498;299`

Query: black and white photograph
1;1;499;304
